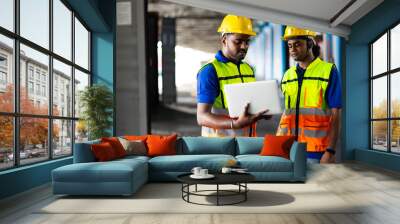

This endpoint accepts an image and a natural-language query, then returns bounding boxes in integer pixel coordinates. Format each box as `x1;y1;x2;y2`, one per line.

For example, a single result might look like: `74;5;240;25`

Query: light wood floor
1;162;400;224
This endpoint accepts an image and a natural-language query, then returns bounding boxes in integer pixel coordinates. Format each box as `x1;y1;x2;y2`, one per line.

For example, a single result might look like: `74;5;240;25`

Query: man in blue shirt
197;15;270;137
277;26;342;163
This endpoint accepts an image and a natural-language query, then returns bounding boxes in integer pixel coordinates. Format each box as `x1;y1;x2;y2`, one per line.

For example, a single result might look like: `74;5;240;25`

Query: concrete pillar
116;0;148;135
161;18;176;104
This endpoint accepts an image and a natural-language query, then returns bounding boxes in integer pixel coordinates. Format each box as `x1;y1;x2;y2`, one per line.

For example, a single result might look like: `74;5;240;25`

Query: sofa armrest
73;140;100;163
289;141;307;181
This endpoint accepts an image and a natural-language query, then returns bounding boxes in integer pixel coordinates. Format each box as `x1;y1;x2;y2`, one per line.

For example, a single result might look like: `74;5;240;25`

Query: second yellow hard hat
282;26;316;41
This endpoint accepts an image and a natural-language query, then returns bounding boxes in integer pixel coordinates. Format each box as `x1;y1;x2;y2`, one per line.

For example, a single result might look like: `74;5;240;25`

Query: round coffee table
177;172;255;206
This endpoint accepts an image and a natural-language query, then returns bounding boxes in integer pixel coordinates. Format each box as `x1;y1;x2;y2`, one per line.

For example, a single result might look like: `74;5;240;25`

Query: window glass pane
75;120;88;143
53;0;71;60
0;0;14;31
391;24;400;70
20;0;49;49
372;121;388;151
372;33;387;76
372;77;387;119
74;69;89;118
53;119;72;158
0;116;13;170
20;44;49;115
391;72;400;118
0;35;14;113
391;120;400;153
53;59;72;117
20;117;49;165
74;18;89;70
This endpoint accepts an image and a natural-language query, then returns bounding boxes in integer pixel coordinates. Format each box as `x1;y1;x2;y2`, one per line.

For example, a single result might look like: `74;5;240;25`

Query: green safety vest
281;57;332;109
199;58;256;137
210;58;256;109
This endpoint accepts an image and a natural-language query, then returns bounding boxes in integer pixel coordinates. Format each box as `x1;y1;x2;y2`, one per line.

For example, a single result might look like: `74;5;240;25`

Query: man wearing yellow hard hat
277;26;342;163
196;14;270;137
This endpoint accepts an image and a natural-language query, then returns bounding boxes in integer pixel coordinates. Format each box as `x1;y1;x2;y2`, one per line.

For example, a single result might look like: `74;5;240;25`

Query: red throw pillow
124;135;147;141
91;142;118;161
146;134;177;157
260;135;296;159
101;137;127;158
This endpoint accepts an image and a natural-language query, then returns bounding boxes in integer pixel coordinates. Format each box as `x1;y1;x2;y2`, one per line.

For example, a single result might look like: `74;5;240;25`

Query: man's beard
236;51;247;61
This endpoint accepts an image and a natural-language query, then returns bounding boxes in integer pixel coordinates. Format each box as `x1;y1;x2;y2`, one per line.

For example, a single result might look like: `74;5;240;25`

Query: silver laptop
224;80;283;118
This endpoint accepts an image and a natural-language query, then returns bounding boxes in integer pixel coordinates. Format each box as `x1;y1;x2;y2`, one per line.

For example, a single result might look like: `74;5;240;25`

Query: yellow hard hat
282;26;316;41
217;14;256;36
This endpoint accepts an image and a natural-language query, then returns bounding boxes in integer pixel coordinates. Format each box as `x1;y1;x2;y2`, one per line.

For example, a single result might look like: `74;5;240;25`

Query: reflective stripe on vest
200;59;256;137
278;57;333;152
211;59;255;109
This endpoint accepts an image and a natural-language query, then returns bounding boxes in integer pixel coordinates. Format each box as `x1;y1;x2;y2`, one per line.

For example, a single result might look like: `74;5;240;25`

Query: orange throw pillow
101;137;127;158
260;135;296;159
124;135;148;141
146;134;177;157
91;142;117;161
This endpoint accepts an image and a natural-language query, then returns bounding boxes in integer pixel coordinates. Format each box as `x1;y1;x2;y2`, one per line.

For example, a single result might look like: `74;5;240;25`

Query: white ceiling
227;0;353;22
164;0;384;38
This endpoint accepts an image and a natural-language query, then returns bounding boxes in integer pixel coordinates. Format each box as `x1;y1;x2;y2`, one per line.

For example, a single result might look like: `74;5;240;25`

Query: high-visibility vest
201;58;257;137
278;57;333;152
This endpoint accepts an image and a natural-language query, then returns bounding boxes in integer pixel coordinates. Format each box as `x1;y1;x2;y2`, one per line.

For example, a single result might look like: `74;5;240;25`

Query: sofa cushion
115;155;150;163
179;137;235;155
124;135;148;141
118;137;147;156
236;137;264;155
236;155;293;172
148;154;235;172
147;134;177;157
91;142;118;161
260;135;296;159
101;137;127;158
52;159;147;183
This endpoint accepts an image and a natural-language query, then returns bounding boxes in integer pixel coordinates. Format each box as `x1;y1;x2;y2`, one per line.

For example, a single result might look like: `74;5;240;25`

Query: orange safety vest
278;58;334;152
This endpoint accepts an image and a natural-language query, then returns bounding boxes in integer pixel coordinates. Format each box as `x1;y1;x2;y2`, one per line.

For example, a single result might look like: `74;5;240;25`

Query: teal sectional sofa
52;137;306;196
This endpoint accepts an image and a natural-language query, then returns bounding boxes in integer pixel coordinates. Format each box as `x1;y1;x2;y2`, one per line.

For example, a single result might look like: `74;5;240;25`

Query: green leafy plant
79;84;113;140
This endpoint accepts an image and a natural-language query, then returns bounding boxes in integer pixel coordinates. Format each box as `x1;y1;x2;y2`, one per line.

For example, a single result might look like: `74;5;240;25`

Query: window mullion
388;29;391;152
14;0;20;167
49;0;53;160
370;45;373;149
71;10;76;154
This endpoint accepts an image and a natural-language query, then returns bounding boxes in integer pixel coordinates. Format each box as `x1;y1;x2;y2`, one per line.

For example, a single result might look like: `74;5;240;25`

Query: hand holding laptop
224;80;283;118
232;102;271;129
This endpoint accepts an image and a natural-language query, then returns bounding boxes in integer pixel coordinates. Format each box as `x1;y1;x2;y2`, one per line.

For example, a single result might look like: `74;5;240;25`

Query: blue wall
345;0;400;171
0;0;116;200
0;158;72;199
92;0;116;136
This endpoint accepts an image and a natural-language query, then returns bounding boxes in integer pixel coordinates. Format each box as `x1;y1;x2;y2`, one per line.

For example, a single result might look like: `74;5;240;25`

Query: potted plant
79;84;113;140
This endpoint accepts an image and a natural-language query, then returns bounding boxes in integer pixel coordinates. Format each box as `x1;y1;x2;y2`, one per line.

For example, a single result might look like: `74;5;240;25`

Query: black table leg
217;184;219;206
179;182;251;206
188;184;190;202
181;183;183;199
245;183;247;201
